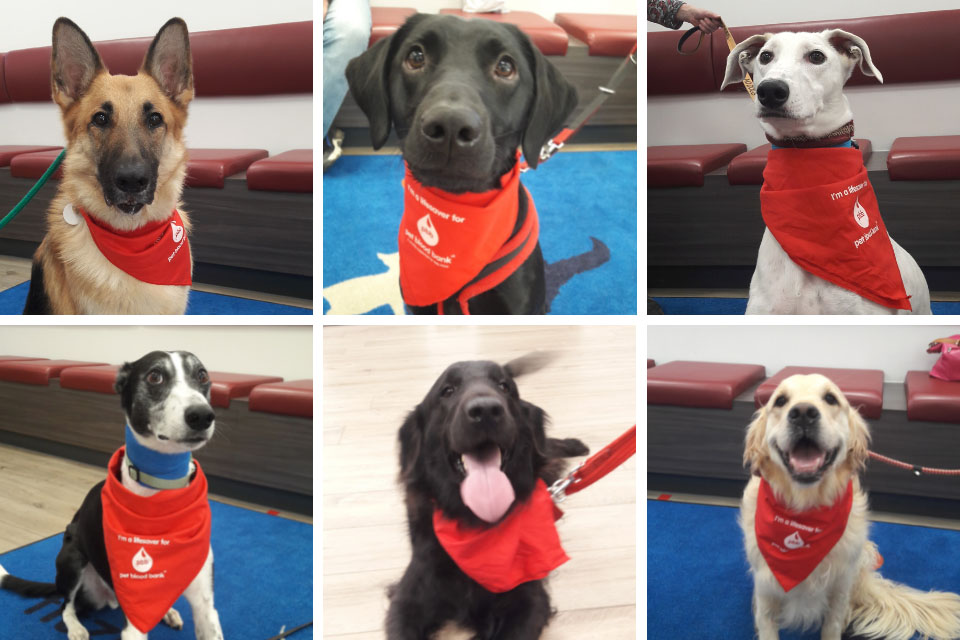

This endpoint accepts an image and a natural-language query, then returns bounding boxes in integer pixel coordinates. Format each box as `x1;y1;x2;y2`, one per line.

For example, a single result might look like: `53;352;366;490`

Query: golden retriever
741;373;960;639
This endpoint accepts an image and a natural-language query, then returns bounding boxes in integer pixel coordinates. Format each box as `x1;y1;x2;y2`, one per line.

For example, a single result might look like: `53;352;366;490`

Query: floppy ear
345;33;398;150
142;18;194;107
398;407;424;480
846;406;872;472
743;406;768;472
822;29;883;84
518;36;578;170
114;362;133;395
51;18;105;110
721;33;769;90
504;351;556;378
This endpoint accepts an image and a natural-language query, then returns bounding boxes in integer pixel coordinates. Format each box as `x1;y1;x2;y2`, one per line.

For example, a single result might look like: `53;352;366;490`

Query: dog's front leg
183;549;224;640
821;569;857;640
753;589;780;640
120;621;147;640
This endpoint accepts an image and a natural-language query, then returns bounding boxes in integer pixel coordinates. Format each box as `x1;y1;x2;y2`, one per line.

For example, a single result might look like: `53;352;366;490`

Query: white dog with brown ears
741;374;960;639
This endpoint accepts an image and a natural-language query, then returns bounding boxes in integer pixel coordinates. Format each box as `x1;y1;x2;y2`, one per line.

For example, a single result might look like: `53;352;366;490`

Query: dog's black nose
420;105;482;150
787;403;820;426
114;164;151;194
465;396;504;424
185;405;215;431
757;79;790;108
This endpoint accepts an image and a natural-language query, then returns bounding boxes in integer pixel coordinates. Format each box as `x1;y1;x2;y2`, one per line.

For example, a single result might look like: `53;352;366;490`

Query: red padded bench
904;371;960;423
9;149;63;180
246;149;312;193
0;355;46;363
0;359;108;385
554;13;636;57
727;141;874;186
755;366;884;419
60;364;121;394
249;379;312;418
208;372;284;408
648;361;766;410
887;136;960;181
647;359;656;369
0;145;60;168
648;143;746;188
438;10;569;55
370;7;417;45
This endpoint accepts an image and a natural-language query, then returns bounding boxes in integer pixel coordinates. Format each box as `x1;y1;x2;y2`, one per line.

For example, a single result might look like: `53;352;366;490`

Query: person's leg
323;0;372;138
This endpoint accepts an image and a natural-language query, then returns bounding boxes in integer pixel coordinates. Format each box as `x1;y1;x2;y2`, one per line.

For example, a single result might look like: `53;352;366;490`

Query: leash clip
539;139;565;164
549;462;583;503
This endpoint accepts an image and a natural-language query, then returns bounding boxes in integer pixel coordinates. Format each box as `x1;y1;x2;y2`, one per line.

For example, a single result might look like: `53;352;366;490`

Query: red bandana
755;478;853;592
101;447;211;633
432;479;568;593
761;147;911;310
79;208;192;286
398;152;539;313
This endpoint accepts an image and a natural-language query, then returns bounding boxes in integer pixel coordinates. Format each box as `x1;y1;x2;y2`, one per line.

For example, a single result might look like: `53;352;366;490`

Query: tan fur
741;374;960;639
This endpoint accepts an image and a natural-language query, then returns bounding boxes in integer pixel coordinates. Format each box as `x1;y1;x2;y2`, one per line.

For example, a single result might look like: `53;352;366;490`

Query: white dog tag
62;203;81;226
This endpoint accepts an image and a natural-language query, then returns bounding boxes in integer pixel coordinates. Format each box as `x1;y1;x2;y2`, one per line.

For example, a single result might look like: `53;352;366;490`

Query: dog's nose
420;105;482;150
787;403;820;426
465;396;504;425
113;164;151;194
184;404;215;431
757;79;790;108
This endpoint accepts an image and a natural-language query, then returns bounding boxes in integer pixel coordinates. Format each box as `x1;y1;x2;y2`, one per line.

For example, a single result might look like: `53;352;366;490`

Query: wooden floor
322;325;637;639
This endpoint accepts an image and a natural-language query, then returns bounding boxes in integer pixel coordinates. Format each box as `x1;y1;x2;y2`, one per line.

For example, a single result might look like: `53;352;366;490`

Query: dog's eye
92;111;109;127
441;385;455;398
494;56;516;79
498;381;510;392
147;112;164;128
774;394;788;407
824;392;838;405
808;50;826;65
196;369;209;384
146;371;163;385
758;51;773;65
405;46;426;70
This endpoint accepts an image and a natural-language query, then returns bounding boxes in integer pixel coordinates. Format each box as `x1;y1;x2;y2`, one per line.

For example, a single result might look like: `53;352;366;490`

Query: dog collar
766;120;855;148
124;425;192;490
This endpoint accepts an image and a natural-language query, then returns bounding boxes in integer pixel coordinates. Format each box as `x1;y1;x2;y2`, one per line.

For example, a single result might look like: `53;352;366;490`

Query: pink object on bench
554;13;637;57
185;149;269;188
438;10;569;56
60;365;121;394
755;366;884;419
208;372;284;408
648;144;746;187
0;359;108;385
246;149;312;193
648;361;766;409
249;379;312;418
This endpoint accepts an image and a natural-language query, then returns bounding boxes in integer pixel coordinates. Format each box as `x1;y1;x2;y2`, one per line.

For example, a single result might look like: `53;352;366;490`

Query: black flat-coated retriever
388;359;588;639
346;15;578;315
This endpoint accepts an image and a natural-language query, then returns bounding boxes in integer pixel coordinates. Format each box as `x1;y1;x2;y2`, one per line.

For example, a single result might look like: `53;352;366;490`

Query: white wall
372;0;636;18
646;1;960;152
0;326;312;380
647;325;960;383
0;0;313;156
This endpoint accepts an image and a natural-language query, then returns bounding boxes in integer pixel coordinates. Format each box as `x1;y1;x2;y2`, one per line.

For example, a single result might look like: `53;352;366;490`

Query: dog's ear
114;362;133;395
743;406;768;472
345;32;399;150
398;406;424;480
823;29;883;84
504;351;557;378
51;18;105;110
518;35;578;170
721;33;769;90
846;405;872;472
142;18;194;108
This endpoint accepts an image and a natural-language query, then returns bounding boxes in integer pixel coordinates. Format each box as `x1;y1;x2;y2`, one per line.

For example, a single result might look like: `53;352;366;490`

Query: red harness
101;447;211;632
398;153;539;314
79;208;192;286
433;479;568;593
760;146;910;310
755;478;853;592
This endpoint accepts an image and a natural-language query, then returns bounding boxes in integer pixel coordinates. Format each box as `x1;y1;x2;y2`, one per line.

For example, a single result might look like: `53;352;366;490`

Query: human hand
677;4;722;33
323;0;330;20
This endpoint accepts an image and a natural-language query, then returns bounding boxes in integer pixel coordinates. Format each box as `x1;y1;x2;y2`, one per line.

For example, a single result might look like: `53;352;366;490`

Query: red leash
868;450;960;477
549;425;636;502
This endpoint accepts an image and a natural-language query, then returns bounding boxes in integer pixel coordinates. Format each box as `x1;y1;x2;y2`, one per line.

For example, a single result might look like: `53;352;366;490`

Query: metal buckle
549;462;583;503
539;139;564;163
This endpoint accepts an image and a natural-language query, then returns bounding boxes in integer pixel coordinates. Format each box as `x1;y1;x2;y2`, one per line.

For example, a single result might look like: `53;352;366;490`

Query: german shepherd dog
23;18;194;314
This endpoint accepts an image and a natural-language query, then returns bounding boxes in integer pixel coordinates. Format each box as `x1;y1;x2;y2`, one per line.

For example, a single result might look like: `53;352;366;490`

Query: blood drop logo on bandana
77;207;192;286
101;447;211;633
433;478;568;593
760;147;911;310
755;478;853;592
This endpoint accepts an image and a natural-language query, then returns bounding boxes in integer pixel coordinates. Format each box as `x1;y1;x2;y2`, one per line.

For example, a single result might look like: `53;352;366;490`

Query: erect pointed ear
142;18;194;107
721;33;769;90
345;32;399;150
51;18;105;110
114;362;133;395
846;406;872;472
518;33;578;170
743;406;768;472
398;406;424;480
822;29;883;84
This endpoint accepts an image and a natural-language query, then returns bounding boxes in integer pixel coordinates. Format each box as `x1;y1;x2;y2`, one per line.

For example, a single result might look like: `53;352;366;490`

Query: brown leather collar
766;120;855;148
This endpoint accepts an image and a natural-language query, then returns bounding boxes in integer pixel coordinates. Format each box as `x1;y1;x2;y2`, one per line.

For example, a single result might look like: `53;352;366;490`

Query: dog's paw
163;607;184;629
67;628;90;640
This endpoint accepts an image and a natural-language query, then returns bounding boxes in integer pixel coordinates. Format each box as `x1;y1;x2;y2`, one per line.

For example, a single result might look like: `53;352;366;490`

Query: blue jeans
323;0;371;138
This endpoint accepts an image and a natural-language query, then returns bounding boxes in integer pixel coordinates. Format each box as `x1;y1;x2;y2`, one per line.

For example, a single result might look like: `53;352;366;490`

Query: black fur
22;261;52;315
387;360;588;639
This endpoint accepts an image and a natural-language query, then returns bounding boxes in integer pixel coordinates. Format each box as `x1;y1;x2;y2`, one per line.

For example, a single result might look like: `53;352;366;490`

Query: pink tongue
789;444;826;474
460;448;516;523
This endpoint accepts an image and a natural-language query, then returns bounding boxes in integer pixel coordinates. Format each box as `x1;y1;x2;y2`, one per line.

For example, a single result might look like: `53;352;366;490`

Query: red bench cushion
438;10;569;56
648;143;746;187
648;361;766;409
246;149;312;193
208;372;284;408
727;141;873;186
0;52;7;103
9;149;64;180
249;379;312;418
554;13;637;57
647;30;716;96
904;371;960;423
371;7;417;46
185;149;269;188
647;359;656;369
0;356;47;363
60;365;121;394
887;136;960;181
0;145;61;168
755;366;884;419
0;359;108;385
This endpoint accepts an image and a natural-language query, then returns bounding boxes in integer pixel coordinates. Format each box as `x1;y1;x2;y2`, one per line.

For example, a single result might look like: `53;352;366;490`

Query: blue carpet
652;297;960;316
0;500;312;639
648;499;960;639
0;282;310;315
322;151;637;314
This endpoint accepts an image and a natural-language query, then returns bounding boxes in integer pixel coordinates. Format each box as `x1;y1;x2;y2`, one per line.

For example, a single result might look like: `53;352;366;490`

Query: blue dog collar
771;139;854;150
124;425;192;489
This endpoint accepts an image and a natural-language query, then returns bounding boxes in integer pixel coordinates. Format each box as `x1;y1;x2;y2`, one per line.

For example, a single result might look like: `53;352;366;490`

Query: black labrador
389;358;588;639
345;14;578;314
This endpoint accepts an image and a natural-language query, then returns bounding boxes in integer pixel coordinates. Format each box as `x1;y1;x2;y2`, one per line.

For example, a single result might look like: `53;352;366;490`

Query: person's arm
323;0;330;21
647;0;687;29
676;3;722;33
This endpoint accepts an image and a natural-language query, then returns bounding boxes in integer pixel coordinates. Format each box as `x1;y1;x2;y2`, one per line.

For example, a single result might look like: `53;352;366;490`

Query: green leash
0;149;66;231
